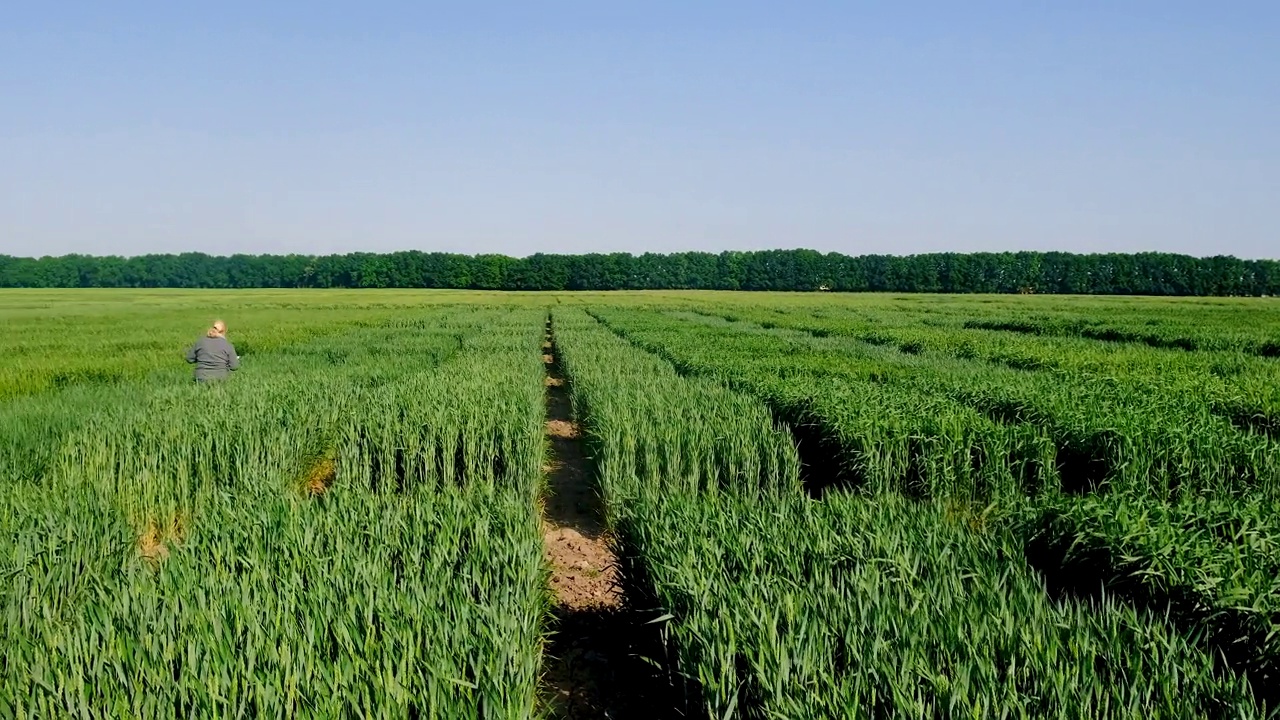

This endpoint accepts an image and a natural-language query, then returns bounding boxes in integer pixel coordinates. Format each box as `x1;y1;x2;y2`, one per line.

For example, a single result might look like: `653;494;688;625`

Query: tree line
1;250;1277;296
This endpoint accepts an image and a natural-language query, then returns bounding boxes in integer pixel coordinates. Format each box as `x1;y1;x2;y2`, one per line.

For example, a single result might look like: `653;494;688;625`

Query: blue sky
1;2;1276;258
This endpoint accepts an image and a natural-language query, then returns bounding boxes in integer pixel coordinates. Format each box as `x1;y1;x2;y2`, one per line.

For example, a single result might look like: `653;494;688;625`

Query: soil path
540;321;625;718
540;320;685;719
541;333;620;610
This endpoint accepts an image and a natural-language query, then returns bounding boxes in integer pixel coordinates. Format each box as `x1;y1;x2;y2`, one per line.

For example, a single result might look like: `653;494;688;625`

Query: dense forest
1;250;1277;296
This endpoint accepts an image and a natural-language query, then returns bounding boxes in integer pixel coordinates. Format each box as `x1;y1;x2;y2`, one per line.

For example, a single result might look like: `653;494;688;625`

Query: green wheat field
2;289;1278;719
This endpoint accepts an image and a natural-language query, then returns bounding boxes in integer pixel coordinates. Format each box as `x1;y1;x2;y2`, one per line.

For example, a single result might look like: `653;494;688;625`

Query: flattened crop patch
302;455;338;496
137;514;185;566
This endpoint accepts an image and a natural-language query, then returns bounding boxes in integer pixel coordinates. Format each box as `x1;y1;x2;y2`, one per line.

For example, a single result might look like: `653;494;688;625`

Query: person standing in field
186;320;240;382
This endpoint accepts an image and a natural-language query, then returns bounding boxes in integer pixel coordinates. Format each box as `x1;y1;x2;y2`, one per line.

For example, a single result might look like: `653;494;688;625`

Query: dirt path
541;336;620;611
540;321;626;717
539;321;685;719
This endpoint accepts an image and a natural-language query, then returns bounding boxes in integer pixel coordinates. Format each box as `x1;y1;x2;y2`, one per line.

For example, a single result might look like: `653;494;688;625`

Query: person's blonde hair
206;320;227;338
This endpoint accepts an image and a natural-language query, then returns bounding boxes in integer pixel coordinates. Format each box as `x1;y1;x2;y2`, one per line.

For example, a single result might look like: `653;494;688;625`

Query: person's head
207;320;227;338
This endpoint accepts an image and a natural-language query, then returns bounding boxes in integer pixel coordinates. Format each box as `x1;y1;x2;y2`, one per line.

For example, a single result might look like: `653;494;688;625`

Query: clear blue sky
1;2;1276;259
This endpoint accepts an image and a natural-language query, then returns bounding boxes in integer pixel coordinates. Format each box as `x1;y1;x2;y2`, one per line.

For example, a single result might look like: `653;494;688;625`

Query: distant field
2;289;1278;718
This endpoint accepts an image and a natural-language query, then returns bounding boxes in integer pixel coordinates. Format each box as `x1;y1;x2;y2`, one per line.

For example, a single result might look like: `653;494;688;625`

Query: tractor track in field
539;320;685;720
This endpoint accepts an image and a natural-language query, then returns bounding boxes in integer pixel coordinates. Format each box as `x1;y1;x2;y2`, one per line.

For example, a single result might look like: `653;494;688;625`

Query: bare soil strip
541;347;619;609
540;320;624;717
539;320;687;719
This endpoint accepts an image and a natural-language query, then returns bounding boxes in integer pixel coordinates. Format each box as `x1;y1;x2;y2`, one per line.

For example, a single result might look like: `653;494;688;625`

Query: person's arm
227;342;240;371
186;343;198;364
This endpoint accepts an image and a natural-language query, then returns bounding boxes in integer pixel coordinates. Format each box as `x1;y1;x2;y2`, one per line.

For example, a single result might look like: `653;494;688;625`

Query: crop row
595;308;1279;500
593;309;1063;501
552;308;799;505
686;302;1280;440
688;293;1280;359
1020;491;1280;702
960;310;1280;357
0;303;409;401
549;308;1265;718
1;308;549;718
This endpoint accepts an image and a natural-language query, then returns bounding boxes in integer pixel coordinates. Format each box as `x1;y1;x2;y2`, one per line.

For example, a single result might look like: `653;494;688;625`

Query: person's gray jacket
186;336;240;381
